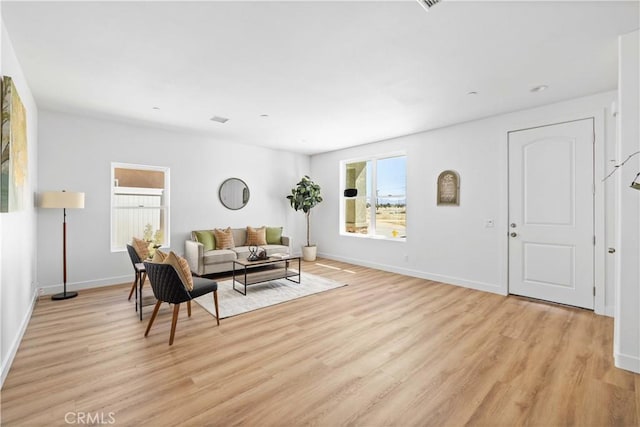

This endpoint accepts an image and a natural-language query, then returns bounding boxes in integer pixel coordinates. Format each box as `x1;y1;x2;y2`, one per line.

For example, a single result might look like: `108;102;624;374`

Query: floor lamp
40;190;85;300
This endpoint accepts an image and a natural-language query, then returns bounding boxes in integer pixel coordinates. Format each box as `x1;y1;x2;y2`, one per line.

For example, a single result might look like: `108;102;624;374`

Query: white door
508;119;594;309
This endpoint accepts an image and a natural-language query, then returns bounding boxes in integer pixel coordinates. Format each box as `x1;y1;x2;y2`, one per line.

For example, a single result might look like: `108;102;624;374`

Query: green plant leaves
287;175;323;246
286;175;322;213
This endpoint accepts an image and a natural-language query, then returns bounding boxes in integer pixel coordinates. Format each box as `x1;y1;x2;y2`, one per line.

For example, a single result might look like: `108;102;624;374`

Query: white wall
614;30;640;373
37;110;310;293
0;24;39;387
311;91;617;313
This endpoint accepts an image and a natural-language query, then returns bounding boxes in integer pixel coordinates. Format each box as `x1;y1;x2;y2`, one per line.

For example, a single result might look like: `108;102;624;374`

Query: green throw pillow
265;227;283;245
194;230;215;251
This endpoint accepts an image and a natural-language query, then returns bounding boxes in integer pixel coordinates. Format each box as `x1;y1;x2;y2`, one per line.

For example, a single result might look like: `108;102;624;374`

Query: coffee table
232;256;301;295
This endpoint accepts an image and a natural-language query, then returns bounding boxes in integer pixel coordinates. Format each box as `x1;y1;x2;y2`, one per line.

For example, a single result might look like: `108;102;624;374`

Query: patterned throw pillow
164;251;194;291
265;226;283;244
213;227;235;249
131;237;151;260
246;226;267;246
151;249;167;263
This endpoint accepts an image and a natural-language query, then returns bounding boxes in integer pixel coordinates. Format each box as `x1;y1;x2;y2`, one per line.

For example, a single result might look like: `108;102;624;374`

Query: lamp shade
40;191;85;209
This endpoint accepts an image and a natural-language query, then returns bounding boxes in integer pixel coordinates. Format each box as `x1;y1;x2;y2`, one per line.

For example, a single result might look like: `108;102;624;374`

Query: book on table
270;253;289;259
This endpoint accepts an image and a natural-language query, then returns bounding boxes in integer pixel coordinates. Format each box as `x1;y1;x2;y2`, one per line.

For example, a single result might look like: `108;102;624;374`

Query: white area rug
193;272;347;319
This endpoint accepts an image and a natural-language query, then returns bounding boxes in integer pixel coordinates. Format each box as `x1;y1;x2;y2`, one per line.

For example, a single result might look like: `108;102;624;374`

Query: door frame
502;109;608;315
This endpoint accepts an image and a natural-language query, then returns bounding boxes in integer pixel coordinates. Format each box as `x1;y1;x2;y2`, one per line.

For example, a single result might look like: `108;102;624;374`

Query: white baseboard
604;305;615;318
318;252;507;296
614;351;640;373
39;275;131;295
1;289;38;389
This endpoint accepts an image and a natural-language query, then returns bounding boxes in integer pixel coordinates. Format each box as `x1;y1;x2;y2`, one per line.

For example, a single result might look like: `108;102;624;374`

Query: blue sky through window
367;156;405;205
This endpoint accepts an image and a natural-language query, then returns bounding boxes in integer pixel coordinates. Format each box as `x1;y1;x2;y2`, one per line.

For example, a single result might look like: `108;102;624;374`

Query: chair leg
145;300;162;337
213;290;220;326
169;303;180;345
139;272;148;321
128;273;139;301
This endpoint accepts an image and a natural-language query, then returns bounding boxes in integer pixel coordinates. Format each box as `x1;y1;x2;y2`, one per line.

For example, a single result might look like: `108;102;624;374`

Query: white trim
339;153;407;239
38;275;133;295
113;186;164;196
319;252;506;296
604;305;615;317
1;289;38;388
498;121;510;295
614;351;640;373
110;162;171;252
111;161;169;172
593;109;607;315
338;232;406;242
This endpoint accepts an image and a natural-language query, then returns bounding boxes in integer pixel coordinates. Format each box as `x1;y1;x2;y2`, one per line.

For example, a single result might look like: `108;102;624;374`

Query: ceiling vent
210;116;229;124
417;0;442;11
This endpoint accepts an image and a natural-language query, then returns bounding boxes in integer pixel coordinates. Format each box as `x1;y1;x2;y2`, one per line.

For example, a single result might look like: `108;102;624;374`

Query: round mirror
219;178;250;210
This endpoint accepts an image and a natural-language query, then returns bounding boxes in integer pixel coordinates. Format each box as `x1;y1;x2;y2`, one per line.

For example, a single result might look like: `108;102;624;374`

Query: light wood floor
1;258;638;426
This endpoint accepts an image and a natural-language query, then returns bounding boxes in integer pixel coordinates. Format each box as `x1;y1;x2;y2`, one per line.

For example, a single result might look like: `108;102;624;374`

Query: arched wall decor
437;170;460;206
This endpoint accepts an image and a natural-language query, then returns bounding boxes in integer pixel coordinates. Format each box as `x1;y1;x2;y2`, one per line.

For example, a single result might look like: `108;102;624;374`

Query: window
342;154;406;239
111;163;170;252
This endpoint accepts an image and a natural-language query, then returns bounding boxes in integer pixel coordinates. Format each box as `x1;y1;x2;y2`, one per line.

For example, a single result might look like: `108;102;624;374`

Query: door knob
510;232;517;237
510;223;517;228
608;248;616;254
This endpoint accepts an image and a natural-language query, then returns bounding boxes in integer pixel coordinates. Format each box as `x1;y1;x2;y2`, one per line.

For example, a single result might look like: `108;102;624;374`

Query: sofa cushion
232;246;252;260
260;244;290;256
203;249;237;265
232;228;247;247
194;230;215;252
246;226;267;246
214;227;235;249
266;227;283;244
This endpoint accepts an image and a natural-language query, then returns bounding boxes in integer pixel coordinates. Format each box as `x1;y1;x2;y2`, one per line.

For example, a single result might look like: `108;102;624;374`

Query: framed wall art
1;76;28;212
437;170;460;206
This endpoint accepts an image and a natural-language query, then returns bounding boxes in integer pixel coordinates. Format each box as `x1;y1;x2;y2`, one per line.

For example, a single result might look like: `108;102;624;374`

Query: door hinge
593;236;596;245
593;287;596;296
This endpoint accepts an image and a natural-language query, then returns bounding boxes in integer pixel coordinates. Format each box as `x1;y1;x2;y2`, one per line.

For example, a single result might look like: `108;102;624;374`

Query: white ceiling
2;1;638;155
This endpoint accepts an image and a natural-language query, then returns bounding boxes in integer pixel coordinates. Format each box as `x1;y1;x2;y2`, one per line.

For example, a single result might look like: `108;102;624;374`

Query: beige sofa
185;227;290;275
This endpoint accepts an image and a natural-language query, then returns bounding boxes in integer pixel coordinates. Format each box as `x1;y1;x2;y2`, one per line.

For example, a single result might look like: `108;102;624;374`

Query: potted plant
287;175;323;261
143;223;164;256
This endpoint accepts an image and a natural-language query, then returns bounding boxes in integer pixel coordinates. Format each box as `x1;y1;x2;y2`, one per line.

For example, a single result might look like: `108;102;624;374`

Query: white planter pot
302;245;317;261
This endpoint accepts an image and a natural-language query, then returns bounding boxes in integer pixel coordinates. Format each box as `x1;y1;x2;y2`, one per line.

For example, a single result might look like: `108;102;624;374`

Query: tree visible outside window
111;163;170;252
343;155;406;239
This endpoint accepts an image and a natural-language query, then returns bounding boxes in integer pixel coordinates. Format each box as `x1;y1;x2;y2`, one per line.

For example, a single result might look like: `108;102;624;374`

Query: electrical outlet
38;287;45;296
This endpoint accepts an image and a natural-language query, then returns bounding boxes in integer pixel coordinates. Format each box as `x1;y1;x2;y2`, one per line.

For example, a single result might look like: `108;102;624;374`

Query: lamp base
51;291;78;300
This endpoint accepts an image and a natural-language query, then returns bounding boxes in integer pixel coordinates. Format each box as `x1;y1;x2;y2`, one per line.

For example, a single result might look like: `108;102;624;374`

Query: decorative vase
247;245;259;261
302;245;317;262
